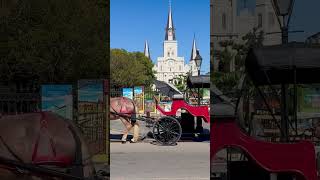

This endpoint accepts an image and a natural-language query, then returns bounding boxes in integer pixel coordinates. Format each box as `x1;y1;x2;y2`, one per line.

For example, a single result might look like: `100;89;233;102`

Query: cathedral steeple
165;0;176;41
190;34;197;62
144;40;150;59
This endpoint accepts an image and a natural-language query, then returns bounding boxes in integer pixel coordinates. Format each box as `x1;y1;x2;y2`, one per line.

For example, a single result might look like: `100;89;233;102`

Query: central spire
190;34;197;62
165;0;176;41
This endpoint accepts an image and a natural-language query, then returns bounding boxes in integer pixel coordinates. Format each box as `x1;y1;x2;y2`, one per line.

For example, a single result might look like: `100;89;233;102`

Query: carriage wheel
153;116;182;145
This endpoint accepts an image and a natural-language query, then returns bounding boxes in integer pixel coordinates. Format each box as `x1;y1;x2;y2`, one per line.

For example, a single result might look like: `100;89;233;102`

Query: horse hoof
130;140;137;143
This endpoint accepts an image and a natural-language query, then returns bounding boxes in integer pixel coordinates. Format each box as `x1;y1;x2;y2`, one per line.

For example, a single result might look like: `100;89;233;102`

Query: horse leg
120;117;132;142
131;122;140;142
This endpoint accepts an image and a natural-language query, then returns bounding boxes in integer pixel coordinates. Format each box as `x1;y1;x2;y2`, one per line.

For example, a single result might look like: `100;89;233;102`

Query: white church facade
211;0;282;72
144;4;199;83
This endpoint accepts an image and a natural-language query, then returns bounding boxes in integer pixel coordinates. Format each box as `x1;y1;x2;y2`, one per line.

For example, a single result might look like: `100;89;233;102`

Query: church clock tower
154;2;187;83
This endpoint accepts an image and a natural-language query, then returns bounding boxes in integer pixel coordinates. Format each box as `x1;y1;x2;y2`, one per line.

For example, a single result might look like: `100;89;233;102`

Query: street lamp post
194;49;203;105
194;49;203;133
271;0;295;142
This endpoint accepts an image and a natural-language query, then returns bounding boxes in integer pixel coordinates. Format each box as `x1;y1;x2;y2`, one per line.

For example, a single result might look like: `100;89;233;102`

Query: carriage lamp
271;0;294;44
194;49;202;76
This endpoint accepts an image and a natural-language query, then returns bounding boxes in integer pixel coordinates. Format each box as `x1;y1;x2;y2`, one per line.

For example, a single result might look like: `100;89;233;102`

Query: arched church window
268;12;274;26
172;51;174;56
222;13;226;30
258;13;263;28
168;52;170;57
179;66;181;71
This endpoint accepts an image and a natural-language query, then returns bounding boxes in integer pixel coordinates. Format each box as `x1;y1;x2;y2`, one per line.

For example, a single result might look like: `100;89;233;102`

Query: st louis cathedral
144;3;200;83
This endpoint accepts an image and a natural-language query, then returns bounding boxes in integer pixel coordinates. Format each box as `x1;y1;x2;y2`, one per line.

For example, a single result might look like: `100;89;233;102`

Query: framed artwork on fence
41;85;73;120
134;86;144;114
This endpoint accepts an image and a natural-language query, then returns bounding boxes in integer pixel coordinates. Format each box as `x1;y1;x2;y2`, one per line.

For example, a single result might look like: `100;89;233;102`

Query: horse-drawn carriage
111;76;210;145
211;43;320;180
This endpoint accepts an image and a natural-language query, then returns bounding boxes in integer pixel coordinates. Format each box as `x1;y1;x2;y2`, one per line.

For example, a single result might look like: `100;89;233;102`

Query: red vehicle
211;44;320;180
151;76;210;145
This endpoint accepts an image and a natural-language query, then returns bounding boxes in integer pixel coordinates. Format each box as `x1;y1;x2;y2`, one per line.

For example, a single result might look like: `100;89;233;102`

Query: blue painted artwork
123;88;133;99
41;85;73;119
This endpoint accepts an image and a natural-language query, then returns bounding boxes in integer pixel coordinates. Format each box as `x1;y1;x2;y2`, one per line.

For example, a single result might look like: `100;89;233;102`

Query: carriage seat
172;94;184;100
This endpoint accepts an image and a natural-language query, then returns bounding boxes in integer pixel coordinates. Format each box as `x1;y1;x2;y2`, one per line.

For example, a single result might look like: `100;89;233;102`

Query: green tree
212;28;264;97
110;49;155;87
173;74;189;92
0;0;109;84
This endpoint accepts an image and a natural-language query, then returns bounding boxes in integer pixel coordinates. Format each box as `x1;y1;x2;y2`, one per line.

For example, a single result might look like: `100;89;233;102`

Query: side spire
190;34;197;62
144;40;150;59
165;0;176;41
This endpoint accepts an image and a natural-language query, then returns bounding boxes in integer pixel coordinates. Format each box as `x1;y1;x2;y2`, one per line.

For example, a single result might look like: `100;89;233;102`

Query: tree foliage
173;74;189;92
110;49;155;87
212;28;264;97
0;0;109;84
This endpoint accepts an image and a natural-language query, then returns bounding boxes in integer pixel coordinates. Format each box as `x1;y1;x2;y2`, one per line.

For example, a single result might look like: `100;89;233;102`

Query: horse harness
0;112;73;175
111;97;137;124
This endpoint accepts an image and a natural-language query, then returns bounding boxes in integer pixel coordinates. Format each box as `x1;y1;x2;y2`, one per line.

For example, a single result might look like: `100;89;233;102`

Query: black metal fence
110;85;156;99
0;82;40;114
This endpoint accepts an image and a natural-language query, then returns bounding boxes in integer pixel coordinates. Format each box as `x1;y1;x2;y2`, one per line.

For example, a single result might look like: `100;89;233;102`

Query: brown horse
0;112;97;179
110;97;139;143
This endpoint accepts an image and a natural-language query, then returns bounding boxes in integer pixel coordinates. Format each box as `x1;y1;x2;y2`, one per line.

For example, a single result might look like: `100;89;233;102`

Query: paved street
110;141;210;180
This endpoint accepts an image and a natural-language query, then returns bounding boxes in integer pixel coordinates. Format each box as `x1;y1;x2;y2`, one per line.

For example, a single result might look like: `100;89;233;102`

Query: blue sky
110;0;210;74
289;0;320;42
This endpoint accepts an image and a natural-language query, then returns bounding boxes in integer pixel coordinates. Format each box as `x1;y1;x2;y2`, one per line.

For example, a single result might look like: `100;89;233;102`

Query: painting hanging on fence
134;86;144;114
41;85;73;120
145;99;156;113
298;86;320;113
122;88;133;99
78;79;106;155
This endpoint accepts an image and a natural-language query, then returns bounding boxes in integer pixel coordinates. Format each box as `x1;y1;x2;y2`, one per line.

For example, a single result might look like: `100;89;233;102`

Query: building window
258;13;263;28
179;66;181;71
222;13;226;30
268;12;274;26
167;52;170;57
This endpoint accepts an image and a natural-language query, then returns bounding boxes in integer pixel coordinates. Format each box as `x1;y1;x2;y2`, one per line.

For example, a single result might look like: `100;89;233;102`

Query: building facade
211;0;281;72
